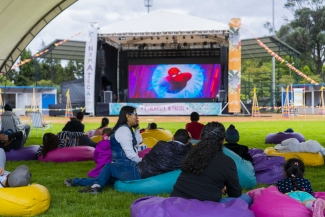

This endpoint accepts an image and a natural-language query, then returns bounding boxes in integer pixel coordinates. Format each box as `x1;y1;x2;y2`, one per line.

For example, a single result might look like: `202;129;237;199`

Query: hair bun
229;124;235;129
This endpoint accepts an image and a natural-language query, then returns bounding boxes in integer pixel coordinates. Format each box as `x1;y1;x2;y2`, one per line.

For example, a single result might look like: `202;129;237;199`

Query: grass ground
4;115;325;216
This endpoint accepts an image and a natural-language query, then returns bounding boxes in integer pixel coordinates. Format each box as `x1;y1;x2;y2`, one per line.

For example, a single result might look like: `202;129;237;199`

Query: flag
253;87;256;93
66;89;70;97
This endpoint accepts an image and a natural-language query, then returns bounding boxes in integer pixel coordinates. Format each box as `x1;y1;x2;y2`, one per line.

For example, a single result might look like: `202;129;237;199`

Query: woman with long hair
171;121;251;205
93;117;109;136
109;106;142;163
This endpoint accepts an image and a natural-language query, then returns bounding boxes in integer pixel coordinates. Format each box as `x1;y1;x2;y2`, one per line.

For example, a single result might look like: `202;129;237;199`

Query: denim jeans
219;194;253;206
72;162;141;188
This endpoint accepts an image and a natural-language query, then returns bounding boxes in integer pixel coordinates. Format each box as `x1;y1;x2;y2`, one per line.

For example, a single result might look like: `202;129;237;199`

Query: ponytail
284;158;305;191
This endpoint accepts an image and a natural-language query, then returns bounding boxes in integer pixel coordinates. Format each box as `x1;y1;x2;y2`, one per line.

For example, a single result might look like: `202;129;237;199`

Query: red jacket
186;122;204;140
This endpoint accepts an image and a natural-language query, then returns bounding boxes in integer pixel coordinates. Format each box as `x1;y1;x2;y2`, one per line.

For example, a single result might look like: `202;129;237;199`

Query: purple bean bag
265;132;305;144
5;145;40;161
131;196;255;217
38;146;95;162
248;186;325;217
138;148;151;158
248;148;285;184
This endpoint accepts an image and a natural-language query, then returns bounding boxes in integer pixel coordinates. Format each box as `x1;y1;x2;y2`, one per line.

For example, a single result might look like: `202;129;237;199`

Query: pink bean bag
248;186;325;217
38;146;95;162
138;148;152;158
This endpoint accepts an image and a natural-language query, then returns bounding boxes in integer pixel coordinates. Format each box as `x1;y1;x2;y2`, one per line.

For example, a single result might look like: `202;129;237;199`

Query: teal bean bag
114;170;181;195
223;147;257;189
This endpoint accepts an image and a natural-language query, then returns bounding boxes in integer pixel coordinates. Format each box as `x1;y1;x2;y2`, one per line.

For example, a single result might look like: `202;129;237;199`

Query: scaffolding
252;87;260;117
65;89;73;117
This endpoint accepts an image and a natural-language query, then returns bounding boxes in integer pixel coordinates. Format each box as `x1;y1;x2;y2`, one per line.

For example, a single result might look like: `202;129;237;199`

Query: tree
277;0;325;80
14;49;36;86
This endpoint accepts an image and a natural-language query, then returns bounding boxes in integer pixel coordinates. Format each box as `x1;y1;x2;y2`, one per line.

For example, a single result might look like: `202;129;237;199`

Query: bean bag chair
142;137;158;148
248;148;285;184
223;147;257;189
265;132;305;144
0;183;50;216
264;147;324;166
5;145;40;161
131;196;255;217
138;148;151;158
141;129;173;141
114;169;181;194
190;139;200;145
38;146;95;162
248;186;325;217
90;135;102;143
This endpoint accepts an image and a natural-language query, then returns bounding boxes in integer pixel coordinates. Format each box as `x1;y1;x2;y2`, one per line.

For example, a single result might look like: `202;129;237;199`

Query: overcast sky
27;0;293;54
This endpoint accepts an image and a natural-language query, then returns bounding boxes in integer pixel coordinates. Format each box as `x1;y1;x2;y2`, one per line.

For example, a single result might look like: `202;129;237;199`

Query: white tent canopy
99;11;229;49
0;0;77;73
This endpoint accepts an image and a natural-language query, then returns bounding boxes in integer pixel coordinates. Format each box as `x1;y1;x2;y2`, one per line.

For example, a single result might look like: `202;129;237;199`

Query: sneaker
312;199;325;217
64;179;73;187
78;185;101;194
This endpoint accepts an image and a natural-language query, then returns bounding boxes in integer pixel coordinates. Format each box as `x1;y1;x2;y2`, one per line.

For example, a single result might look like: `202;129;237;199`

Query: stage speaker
220;46;228;65
97;48;106;69
217;90;227;103
104;91;112;103
95;103;109;116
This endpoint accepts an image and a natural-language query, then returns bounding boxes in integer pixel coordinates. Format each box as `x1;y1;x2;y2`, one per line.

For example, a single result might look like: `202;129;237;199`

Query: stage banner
84;22;98;114
293;88;303;106
109;103;222;116
228;18;241;113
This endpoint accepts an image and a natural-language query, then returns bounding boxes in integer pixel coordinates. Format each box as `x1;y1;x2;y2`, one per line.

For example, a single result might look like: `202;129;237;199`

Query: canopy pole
117;46;121;102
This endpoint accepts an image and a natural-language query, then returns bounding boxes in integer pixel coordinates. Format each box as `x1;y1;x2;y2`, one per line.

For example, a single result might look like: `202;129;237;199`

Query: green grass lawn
4;120;325;216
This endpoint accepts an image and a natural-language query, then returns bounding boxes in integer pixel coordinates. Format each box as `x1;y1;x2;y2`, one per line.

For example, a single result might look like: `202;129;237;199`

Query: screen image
129;64;221;99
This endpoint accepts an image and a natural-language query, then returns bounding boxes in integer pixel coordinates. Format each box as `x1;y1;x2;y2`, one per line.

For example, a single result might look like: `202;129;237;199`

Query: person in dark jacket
223;124;253;163
63;129;191;194
62;112;85;132
0;130;24;152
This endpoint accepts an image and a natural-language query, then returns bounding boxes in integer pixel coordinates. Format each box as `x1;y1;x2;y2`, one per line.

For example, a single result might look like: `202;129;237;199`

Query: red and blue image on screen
128;64;221;98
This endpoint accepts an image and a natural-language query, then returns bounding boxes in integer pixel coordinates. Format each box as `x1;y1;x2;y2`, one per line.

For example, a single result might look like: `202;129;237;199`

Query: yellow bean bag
141;129;173;141
0;183;50;216
264;147;324;166
143;137;158;148
90;135;102;143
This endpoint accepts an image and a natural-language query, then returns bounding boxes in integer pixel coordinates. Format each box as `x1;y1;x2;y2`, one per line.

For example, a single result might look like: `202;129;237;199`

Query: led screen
129;64;221;98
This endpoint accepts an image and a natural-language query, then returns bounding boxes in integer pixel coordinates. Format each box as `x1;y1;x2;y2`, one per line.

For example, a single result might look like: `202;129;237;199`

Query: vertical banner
84;22;98;114
293;88;303;106
228;18;241;113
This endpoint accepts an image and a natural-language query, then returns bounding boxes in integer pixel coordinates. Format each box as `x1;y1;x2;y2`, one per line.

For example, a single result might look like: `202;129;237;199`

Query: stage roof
41;39;85;61
98;10;230;49
242;36;301;59
0;0;77;73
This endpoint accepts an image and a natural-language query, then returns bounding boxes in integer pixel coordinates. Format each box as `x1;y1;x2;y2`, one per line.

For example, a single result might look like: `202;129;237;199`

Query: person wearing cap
224;124;253;163
0;129;24;152
3;103;31;140
185;112;205;140
0;148;31;188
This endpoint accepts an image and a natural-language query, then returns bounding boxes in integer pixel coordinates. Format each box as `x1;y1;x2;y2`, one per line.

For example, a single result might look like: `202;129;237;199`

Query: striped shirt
37;131;85;156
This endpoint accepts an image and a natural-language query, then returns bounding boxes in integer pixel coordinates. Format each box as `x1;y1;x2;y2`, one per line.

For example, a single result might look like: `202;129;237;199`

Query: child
87;128;112;178
276;158;325;217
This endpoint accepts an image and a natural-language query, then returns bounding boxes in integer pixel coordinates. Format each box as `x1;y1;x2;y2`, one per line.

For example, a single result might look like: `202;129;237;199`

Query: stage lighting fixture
214;35;217;38
203;41;207;46
157;37;160;40
183;36;185;39
166;36;169;40
142;43;147;49
119;37;126;40
193;43;197;45
183;42;188;47
138;45;142;49
140;37;143;40
172;36;175;39
153;44;156;46
151;37;153;40
133;37;136;40
200;35;206;38
225;35;229;41
161;43;165;48
191;35;193;39
222;31;225;35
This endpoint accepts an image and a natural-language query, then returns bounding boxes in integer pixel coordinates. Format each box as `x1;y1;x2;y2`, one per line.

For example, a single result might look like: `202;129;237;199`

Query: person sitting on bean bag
0;148;31;188
224;124;253;163
0;130;24;152
87;128;112;178
171;122;252;206
276;158;325;215
37;131;96;157
185;112;204;140
64;129;191;194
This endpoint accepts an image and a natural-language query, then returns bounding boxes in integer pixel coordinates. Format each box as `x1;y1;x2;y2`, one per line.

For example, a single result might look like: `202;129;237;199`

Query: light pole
271;0;276;108
144;0;152;13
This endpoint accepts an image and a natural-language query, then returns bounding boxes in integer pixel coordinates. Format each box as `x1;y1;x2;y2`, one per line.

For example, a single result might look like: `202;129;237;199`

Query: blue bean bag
131;196;255;217
114;170;181;195
265;132;305;144
223;147;257;189
5;145;40;161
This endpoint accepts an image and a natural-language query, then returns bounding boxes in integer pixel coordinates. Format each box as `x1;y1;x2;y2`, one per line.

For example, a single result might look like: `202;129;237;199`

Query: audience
88;128;112;178
62;112;85;132
64;129;191;194
0;148;31;188
3;103;30;140
93;118;109;136
0;130;24;152
171;122;252;206
224;124;253;163
185;112;204;140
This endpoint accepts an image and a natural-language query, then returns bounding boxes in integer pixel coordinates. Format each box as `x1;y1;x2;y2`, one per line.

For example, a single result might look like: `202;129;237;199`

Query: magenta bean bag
248;186;325;217
38;146;95;162
5;145;40;161
138;148;151;158
265;132;305;144
131;196;255;217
